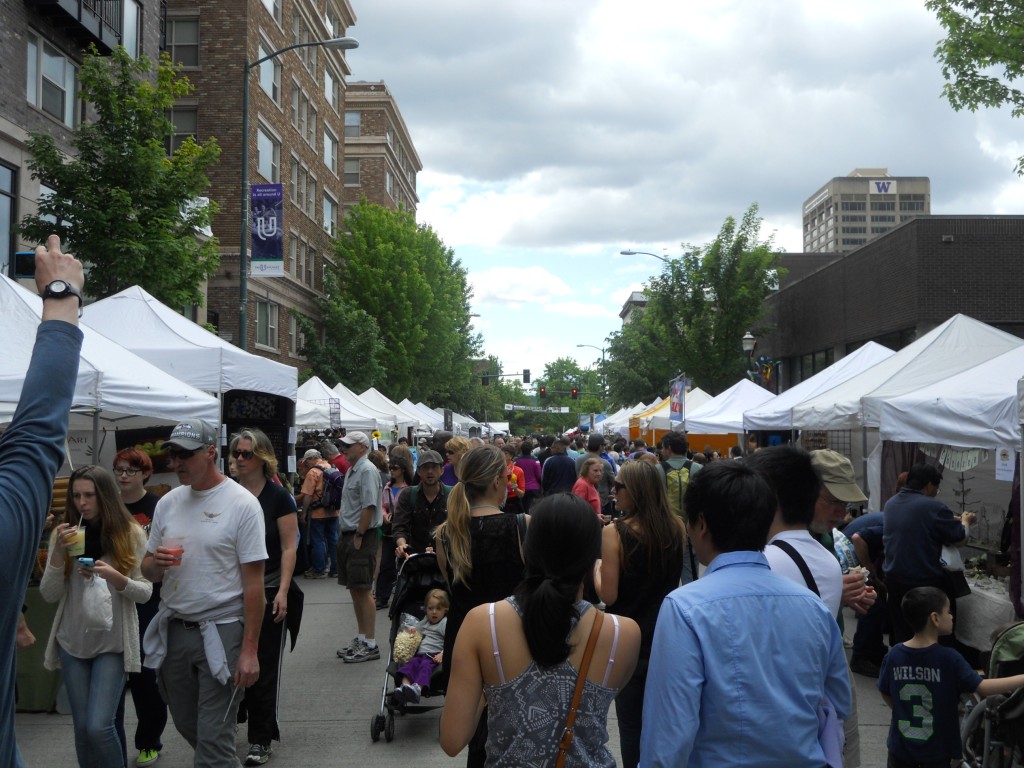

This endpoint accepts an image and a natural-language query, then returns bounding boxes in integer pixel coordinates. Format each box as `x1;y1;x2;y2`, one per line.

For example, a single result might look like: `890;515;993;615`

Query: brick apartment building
1;0;162;278
342;80;421;216
757;215;1024;389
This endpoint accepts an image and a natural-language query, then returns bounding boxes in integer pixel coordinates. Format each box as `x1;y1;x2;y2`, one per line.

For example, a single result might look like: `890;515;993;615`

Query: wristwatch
354;531;365;538
42;280;83;316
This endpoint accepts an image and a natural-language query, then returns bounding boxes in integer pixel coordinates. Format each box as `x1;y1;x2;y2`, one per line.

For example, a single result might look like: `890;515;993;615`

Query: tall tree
20;46;221;308
606;204;781;403
326;200;481;407
927;0;1024;174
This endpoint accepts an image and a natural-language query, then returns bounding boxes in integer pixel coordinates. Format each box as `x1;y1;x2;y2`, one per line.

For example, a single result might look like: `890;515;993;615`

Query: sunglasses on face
232;450;255;460
166;447;200;461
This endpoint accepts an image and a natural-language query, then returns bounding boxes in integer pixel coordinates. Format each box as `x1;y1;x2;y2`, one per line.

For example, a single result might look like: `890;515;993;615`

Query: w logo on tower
873;181;892;193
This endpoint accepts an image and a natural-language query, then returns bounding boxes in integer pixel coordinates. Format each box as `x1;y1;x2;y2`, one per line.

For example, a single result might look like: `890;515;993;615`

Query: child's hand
406;627;418;635
433;652;443;664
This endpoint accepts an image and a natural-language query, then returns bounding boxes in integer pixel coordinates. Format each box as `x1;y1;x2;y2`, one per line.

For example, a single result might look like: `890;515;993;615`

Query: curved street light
239;36;359;349
576;343;607;399
620;249;670;263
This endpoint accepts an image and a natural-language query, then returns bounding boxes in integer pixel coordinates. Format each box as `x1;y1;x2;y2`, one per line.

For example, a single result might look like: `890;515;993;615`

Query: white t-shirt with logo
148;477;267;620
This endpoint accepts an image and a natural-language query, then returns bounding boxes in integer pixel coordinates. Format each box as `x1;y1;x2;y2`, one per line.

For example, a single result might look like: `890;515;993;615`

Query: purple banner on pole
250;183;284;276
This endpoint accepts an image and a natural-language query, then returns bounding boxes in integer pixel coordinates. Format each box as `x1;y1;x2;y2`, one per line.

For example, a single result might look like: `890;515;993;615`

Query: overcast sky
347;0;1022;400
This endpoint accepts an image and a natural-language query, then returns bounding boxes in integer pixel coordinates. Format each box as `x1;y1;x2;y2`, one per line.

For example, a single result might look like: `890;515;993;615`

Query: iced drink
66;527;86;557
163;536;185;566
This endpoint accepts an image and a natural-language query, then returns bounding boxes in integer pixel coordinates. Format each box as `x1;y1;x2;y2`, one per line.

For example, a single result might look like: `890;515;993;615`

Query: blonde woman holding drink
41;465;151;768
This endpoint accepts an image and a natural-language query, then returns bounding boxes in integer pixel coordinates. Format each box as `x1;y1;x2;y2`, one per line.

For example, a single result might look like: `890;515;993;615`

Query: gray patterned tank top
483;597;620;767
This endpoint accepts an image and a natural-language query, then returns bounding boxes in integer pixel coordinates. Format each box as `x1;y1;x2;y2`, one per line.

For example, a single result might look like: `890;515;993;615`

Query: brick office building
165;0;359;368
1;0;162;278
342;80;421;215
758;216;1024;389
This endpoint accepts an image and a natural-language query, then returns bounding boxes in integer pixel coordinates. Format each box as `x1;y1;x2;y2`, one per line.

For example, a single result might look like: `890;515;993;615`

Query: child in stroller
392;588;448;704
961;618;1024;767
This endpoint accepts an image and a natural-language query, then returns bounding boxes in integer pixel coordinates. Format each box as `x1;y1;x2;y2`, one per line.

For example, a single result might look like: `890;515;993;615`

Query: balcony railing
28;0;123;53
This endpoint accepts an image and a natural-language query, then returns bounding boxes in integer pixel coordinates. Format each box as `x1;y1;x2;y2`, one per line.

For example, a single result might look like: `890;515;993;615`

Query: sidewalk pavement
16;580;890;766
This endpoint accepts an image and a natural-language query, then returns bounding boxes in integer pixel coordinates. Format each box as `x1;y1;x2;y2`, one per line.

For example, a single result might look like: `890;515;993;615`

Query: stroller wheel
384;711;395;742
370;713;385;742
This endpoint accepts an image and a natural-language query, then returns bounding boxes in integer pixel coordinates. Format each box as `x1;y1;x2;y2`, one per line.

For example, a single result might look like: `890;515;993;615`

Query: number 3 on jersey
898;683;934;741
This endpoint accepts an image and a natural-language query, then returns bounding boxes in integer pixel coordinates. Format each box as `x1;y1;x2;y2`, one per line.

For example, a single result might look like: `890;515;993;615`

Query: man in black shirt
392;450;450;557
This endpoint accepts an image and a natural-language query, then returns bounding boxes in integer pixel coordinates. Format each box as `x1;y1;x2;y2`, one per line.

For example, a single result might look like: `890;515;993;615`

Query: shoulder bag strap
516;512;527;563
555;610;605;768
770;540;820;596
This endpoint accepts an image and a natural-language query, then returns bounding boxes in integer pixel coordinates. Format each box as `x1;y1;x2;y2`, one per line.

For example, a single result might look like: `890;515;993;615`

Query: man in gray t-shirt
336;432;383;663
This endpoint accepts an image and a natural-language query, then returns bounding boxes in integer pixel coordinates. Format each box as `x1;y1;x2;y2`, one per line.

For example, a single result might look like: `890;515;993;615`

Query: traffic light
571;387;579;400
538;385;547;398
523;368;531;384
481;374;489;386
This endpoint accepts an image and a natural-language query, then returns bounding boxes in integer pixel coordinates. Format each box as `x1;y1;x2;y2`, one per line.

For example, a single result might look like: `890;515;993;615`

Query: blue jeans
58;647;127;768
310;516;339;574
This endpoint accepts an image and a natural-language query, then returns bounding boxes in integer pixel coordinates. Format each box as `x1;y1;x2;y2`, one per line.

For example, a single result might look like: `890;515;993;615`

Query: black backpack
315;466;345;512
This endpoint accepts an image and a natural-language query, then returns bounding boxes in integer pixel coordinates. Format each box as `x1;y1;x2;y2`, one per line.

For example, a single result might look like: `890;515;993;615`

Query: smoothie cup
162;536;186;566
66;527;86;557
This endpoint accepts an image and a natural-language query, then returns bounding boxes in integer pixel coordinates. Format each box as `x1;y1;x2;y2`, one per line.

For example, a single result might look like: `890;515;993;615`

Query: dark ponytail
514;493;602;667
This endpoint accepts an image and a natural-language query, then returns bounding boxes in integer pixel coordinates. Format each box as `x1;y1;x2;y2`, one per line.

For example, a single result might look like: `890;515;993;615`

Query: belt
171;618;201;630
342;527;378;536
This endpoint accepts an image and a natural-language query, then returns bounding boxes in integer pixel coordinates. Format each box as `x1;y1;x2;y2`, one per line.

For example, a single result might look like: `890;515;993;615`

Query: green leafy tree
327;200;480;407
606;204;782;402
20;46;221;307
927;0;1024;174
294;272;385;390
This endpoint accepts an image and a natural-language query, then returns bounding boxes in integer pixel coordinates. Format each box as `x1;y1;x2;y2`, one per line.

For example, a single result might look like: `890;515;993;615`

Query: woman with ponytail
440;493;640;766
434;445;529;767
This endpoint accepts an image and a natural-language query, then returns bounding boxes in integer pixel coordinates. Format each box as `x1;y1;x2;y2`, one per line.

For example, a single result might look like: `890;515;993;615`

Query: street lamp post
620;249;670;263
741;330;780;393
576;343;607;400
239;35;359;350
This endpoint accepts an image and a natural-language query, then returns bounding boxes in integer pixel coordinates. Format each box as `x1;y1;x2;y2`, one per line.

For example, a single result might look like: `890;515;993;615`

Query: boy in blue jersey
878;587;1024;767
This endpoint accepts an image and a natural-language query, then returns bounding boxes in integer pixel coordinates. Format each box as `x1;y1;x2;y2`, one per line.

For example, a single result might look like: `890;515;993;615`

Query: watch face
49;280;70;295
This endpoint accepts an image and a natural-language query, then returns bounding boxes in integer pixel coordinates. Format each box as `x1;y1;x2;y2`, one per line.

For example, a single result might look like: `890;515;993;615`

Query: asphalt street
16;578;891;766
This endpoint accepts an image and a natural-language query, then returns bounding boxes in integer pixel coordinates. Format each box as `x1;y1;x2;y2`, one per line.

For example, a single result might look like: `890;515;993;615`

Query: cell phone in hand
77;557;95;567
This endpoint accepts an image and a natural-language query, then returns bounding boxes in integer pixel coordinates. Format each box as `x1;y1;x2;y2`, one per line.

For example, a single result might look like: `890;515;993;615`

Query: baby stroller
961;621;1024;767
370;552;449;743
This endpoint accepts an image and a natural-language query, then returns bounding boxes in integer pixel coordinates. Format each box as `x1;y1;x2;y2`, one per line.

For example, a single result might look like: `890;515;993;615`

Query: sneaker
328;570;337;578
304;569;327;579
343;641;380;663
137;749;160;767
244;743;271;765
401;682;421;704
850;656;882;678
337;637;362;658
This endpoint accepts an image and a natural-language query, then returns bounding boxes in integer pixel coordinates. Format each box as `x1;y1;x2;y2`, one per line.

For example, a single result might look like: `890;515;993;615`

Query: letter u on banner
250;183;284;276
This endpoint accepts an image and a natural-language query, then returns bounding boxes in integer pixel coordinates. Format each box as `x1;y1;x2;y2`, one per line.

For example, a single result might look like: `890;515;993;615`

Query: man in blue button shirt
640;461;851;768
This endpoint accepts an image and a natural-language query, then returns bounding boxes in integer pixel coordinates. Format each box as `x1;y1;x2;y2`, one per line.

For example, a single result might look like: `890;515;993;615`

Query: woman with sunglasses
377;450;414;610
111;448;167;767
442;437;471;486
593;459;686;768
230;429;300;766
40;465;152;768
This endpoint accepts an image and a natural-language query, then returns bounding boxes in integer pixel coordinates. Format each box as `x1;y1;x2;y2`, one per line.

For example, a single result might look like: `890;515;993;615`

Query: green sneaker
137;748;160;766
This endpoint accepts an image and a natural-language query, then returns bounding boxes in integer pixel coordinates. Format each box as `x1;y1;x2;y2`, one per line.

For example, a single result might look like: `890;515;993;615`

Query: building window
386;123;394;146
123;1;143;57
841;226;866;234
290;158;306;209
165;107;197;154
26;33;78;127
288;313;297;355
323;193;337;235
385;171;393;198
306;105;317;148
0;165;14;278
306;246;316;286
899;200;926;211
840;201;865;211
257;127;280;182
324;1;343;36
306;176;316;218
256;300;278;348
166;19;199;67
344;111;361;138
291;14;317;74
324;129;339;175
841;215;865;222
288;232;298;278
344;158;360;186
258;38;281;103
870;201;896;211
324;67;340;112
871;226;890;234
260;0;282;24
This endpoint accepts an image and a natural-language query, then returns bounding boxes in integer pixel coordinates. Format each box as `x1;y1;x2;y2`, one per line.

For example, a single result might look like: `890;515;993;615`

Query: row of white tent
594;313;1024;453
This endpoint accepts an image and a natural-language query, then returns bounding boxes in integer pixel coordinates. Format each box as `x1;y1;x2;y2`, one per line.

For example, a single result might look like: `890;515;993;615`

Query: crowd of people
5;239;1017;768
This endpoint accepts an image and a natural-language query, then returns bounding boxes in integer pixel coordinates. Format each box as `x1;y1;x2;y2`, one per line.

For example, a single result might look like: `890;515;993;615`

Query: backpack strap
770;540;820;596
515;513;527;564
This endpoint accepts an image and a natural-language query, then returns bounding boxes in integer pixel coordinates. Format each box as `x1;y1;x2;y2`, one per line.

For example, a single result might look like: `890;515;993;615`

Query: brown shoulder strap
555;610;605;768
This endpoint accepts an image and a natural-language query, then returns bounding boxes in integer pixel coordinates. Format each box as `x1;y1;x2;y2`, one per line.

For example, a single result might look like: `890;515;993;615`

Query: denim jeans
58;647;127;768
310;516;339;574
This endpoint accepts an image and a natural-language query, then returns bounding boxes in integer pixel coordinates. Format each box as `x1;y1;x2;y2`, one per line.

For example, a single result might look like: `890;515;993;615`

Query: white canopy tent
294;398;333;429
400;399;443;430
0;277;219;434
743;341;895;432
635;389;713;432
684;379;777;435
82;285;297;400
601;402;648;436
297;376;378;430
331;382;397;432
877;345;1024;449
432;407;485;434
792;314;1024;430
359;387;425;431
